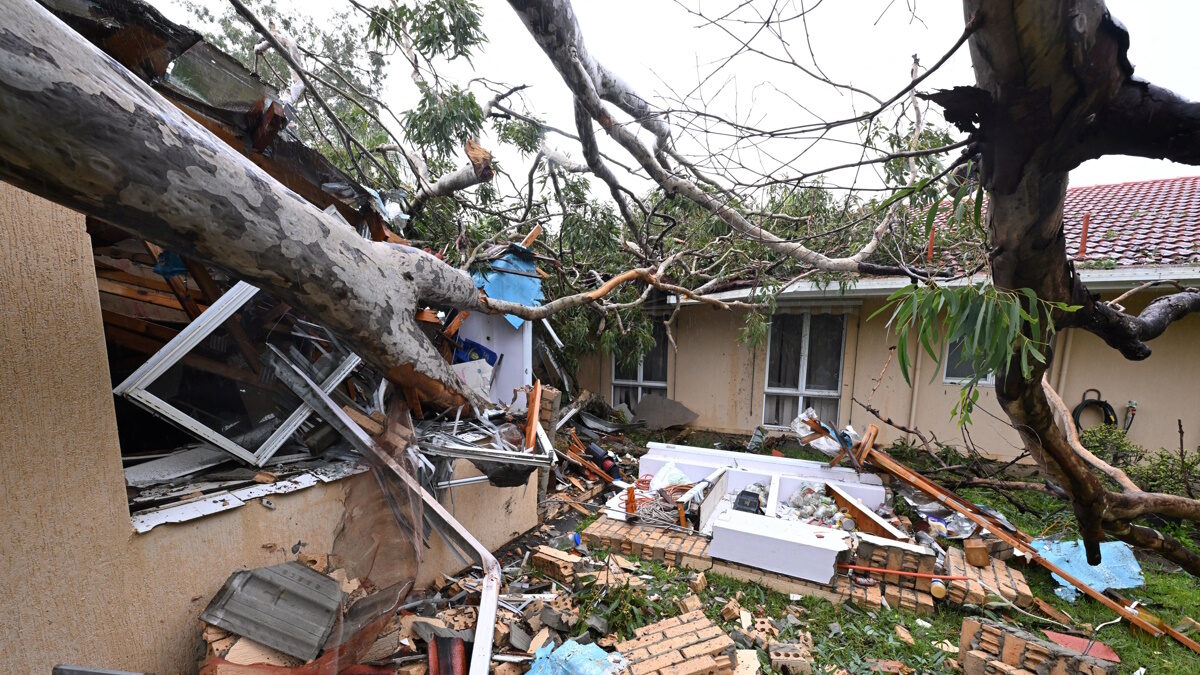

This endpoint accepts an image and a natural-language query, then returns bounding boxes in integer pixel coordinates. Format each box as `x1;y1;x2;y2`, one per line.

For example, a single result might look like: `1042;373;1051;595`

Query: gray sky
158;0;1200;192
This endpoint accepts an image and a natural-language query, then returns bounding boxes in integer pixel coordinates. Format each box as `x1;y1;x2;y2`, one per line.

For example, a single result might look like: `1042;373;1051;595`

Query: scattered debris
959;618;1117;675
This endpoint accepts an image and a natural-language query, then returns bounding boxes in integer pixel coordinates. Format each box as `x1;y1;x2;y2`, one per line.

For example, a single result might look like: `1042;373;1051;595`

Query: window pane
614;356;638;381
641;322;669;383
640;384;667;398
767;314;805;389
805;395;839;424
805;314;844;391
613;385;639;409
764;394;800;426
945;338;974;380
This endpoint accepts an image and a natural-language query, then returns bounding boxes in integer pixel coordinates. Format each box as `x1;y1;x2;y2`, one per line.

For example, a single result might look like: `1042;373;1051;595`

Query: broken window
90;221;380;529
943;337;996;385
763;313;845;426
612;321;669;408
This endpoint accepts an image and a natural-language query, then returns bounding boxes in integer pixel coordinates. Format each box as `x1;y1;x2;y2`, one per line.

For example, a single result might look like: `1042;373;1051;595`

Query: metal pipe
267;347;500;675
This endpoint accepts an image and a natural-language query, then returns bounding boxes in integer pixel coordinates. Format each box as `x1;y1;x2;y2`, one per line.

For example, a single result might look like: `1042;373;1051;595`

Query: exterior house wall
0;183;535;674
577;303;860;435
574;293;1198;463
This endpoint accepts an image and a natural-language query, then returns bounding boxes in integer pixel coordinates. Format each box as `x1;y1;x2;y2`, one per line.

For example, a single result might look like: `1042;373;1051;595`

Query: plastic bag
789;408;858;457
648;461;690;490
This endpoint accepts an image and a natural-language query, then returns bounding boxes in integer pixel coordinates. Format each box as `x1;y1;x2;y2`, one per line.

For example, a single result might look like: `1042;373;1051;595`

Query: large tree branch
0;0;479;409
1082;80;1200;165
1071;287;1200;361
505;0;926;276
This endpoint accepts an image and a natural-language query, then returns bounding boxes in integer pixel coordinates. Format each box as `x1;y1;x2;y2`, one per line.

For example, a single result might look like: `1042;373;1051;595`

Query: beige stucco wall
0;183;535;674
576;304;859;434
574;291;1198;462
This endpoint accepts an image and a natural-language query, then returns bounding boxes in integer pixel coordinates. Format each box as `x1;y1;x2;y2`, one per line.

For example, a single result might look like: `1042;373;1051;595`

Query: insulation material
1030;539;1144;602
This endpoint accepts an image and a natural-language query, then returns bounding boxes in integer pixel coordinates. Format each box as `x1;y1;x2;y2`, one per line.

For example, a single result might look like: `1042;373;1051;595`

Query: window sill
129;459;367;534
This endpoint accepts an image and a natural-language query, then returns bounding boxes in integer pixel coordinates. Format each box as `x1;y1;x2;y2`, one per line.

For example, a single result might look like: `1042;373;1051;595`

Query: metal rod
267;347;500;675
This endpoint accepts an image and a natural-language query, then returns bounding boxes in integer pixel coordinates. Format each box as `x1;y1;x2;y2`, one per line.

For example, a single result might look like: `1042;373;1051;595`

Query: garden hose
1072;388;1118;430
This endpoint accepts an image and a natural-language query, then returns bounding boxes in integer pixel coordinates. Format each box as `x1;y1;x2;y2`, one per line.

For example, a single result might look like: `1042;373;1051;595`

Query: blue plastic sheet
1031;538;1144;602
528;640;625;675
472;248;543;329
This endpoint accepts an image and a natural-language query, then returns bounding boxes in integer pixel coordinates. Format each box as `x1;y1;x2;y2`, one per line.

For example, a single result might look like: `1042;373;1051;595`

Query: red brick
630;651;684;675
660;655;721;675
681;635;734;659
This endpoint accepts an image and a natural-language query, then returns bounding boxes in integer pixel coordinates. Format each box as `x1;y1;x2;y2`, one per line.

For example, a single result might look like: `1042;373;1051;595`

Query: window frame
611;328;669;405
942;337;996;386
761;312;846;427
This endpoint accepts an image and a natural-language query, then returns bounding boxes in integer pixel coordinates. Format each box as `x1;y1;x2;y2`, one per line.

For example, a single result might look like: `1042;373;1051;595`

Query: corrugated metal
201;561;345;661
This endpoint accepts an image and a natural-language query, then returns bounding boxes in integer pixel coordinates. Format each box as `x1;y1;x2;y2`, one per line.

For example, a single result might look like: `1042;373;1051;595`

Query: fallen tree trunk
0;0;496;407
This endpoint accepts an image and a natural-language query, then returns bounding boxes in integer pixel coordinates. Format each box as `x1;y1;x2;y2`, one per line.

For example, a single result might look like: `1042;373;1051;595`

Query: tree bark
959;0;1200;569
0;0;481;408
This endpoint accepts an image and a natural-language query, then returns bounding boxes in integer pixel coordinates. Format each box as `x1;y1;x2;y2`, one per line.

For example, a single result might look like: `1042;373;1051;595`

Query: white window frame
611;343;668;404
942;337;996;386
762;313;846;427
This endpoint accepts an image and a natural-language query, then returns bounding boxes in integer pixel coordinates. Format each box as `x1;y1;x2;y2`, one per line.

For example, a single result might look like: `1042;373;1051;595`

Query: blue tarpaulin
472;247;543;329
1031;538;1144;602
528;640;625;675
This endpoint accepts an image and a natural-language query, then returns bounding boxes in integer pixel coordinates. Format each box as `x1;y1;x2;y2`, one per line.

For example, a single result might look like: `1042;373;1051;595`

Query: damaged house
579;176;1200;461
0;2;542;672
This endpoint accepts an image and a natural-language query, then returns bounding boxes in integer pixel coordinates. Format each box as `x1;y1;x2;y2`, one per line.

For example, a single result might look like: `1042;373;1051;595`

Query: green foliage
365;0;485;60
403;84;484;158
872;283;1078;424
494;117;545;155
1081;425;1200;497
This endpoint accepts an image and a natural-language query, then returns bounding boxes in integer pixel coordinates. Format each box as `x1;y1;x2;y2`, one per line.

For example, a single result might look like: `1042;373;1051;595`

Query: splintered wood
943;547;1033;608
615;610;736;675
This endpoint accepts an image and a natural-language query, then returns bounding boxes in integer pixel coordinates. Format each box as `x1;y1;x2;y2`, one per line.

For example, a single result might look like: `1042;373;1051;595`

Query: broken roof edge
671;264;1200;305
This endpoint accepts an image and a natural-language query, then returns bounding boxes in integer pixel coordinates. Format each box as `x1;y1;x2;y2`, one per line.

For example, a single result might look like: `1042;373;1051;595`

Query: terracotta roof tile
1065;175;1200;267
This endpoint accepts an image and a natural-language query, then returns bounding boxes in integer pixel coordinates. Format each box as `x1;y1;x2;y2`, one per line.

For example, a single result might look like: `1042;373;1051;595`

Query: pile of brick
582;516;711;569
838;580;934;616
959;618;1117;675
944;548;1033;608
768;633;815;675
854;536;937;592
614;610;736;675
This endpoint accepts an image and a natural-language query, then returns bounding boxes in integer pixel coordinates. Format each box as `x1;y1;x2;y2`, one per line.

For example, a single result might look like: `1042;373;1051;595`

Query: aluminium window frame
113;281;362;466
761;312;847;427
942;337;997;386
610;333;669;404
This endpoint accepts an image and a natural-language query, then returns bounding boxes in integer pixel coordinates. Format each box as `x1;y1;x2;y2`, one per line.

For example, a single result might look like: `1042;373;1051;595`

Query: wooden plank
103;325;274;392
525;380;542;451
343;405;384;436
95;267;206;299
96;276;209;313
101;309;180;343
183;257;262;373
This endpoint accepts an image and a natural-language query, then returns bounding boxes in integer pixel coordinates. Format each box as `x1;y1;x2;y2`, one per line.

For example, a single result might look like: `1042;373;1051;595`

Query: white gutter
672;265;1200;305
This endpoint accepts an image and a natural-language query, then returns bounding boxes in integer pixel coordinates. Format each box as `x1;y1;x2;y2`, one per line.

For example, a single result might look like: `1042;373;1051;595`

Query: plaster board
708;508;850;585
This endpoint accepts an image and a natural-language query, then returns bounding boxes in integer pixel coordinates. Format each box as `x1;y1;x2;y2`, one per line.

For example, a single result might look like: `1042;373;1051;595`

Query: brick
959;618;982;653
639;615;683;636
665;621;700;639
695;625;724;641
985;660;1018;674
678;594;704;614
631;651;686;675
682;635;735;659
623;648;651;663
720;599;742;621
689;572;708;593
660;654;722;675
616;634;661;653
649;636;694;657
999;633;1025;666
768;643;813;675
961;650;990;675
